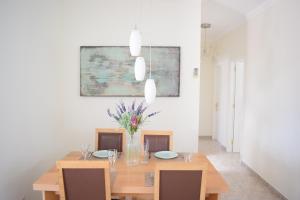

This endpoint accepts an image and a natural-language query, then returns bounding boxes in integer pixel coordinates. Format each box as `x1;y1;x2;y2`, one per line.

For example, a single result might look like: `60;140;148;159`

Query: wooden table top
33;152;229;195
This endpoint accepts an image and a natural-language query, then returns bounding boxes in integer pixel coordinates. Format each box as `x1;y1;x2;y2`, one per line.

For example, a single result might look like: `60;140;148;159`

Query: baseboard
241;161;288;200
198;136;212;139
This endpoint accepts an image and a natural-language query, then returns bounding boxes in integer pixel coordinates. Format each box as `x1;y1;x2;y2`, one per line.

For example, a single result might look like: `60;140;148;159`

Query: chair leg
206;193;219;200
42;191;59;200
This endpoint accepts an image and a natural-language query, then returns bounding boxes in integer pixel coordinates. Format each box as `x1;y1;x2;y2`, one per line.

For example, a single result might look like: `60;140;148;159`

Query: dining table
33;151;229;200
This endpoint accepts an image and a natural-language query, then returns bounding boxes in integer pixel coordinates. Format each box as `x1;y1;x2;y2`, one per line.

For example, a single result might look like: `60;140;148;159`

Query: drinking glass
112;149;118;164
80;144;90;160
142;139;150;164
184;153;192;162
108;149;118;169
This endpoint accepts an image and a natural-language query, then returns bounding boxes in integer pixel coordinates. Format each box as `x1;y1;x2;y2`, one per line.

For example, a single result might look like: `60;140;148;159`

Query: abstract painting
80;46;180;97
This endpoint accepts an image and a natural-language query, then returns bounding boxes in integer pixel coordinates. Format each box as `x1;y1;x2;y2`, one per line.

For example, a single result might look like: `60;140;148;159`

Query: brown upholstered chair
95;128;126;152
154;163;207;200
57;160;111;200
141;130;173;153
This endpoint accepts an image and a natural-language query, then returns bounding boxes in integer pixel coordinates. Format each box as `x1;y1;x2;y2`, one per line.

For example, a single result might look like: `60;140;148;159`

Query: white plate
92;150;109;158
154;151;178;159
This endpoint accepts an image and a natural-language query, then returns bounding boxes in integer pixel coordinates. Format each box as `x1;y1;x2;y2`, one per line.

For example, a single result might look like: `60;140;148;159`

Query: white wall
60;0;201;153
213;24;246;63
0;0;201;199
242;0;300;199
199;47;214;137
0;0;63;200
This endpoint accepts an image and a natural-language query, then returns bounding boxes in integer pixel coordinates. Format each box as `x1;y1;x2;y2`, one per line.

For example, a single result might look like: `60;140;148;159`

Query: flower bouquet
107;100;159;166
107;100;159;138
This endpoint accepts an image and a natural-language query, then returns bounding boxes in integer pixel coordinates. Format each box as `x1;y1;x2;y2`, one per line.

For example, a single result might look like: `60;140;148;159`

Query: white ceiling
202;0;268;43
212;0;268;14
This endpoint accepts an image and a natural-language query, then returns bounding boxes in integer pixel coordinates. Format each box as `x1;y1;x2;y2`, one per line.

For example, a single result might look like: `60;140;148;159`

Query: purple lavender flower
117;105;123;114
140;106;148;114
136;101;144;115
131;100;136;111
112;114;120;121
121;101;126;112
107;109;112;117
116;110;121;118
147;111;160;118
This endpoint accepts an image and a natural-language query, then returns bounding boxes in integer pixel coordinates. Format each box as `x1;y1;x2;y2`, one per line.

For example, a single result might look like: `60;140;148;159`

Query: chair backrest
95;128;126;152
141;130;173;153
57;160;111;200
154;163;207;200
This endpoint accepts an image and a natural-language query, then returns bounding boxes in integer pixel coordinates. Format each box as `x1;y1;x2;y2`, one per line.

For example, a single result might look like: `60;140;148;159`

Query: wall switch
193;67;199;76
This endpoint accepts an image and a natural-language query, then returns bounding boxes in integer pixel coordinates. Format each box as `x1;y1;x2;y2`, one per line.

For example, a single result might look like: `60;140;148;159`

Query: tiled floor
198;138;286;200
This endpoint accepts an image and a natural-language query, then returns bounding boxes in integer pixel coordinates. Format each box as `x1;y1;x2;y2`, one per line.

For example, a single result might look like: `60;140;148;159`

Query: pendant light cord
139;0;142;28
135;0;143;29
150;44;152;78
204;28;207;55
149;0;152;79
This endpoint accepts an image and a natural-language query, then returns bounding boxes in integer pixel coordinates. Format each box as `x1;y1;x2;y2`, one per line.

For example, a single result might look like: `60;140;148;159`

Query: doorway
213;61;244;152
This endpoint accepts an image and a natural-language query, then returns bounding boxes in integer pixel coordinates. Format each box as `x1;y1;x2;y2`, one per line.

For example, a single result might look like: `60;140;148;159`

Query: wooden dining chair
95;128;126;152
56;160;111;200
141;130;173;153
154;163;207;200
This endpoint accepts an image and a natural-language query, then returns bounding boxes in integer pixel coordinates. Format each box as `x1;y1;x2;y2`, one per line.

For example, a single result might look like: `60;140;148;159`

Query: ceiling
202;0;268;43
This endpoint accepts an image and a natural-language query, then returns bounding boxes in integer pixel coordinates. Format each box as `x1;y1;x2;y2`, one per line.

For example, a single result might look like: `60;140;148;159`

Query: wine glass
112;149;118;163
142;139;150;164
184;153;192;163
108;149;118;169
80;144;90;160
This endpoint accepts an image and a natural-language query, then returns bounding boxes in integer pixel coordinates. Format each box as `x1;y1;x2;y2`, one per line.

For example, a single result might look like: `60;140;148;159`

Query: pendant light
134;57;146;81
129;0;143;57
129;27;142;56
144;45;156;104
144;0;156;104
130;0;146;81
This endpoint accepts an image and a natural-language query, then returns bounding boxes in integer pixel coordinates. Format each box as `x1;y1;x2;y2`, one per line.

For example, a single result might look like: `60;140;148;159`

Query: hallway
199;138;286;200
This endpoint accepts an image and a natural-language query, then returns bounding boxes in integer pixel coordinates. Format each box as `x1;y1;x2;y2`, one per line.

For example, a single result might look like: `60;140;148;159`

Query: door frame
213;60;244;152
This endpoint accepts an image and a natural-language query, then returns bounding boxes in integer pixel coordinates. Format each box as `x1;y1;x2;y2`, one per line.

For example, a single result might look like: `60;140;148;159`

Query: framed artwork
80;46;180;97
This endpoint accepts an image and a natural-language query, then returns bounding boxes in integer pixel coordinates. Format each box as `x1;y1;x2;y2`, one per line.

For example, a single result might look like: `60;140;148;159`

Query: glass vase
126;134;140;166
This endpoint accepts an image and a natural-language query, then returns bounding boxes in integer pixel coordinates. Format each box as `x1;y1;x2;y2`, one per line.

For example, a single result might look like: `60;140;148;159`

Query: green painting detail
80;46;180;97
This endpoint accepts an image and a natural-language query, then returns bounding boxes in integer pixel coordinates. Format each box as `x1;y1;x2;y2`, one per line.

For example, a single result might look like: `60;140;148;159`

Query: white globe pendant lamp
129;27;142;57
145;78;156;104
144;45;156;104
134;57;146;81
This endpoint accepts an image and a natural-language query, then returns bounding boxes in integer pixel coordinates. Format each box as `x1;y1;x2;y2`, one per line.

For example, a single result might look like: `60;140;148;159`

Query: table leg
42;191;59;200
206;193;219;200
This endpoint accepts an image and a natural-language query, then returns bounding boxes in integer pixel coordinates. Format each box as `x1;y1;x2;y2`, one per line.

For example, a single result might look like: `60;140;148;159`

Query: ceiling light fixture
131;0;146;81
144;45;156;104
144;0;156;104
129;27;142;57
134;56;146;81
201;23;211;56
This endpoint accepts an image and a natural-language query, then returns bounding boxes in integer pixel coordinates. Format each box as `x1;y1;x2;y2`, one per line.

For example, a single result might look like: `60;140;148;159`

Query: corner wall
242;0;300;199
0;1;63;200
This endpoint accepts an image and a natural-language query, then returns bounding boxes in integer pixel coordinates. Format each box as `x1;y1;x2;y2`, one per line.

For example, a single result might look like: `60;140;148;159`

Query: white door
214;61;244;152
214;61;230;149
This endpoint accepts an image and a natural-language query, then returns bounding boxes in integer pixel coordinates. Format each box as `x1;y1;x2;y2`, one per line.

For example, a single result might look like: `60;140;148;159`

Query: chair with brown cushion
154;163;207;200
95;128;126;152
141;130;173;153
57;160;111;200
